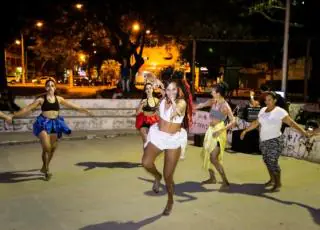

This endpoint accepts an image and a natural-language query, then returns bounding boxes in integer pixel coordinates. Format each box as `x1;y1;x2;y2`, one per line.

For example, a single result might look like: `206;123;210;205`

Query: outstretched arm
13;98;42;118
0;111;12;122
240;120;260;140
58;96;94;116
282;115;310;137
195;99;213;110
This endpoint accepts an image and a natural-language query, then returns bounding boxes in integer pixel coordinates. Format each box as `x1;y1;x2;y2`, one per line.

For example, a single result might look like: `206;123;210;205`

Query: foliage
246;0;304;28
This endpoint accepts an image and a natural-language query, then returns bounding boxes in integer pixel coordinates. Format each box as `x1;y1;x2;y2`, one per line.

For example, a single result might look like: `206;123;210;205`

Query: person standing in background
120;58;131;95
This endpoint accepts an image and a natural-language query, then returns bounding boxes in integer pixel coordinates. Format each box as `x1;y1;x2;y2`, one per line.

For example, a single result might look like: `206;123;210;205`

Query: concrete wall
0;99;140;132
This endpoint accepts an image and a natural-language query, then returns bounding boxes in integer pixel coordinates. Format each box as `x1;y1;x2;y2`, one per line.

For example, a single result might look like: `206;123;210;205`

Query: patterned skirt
201;122;227;170
33;115;71;138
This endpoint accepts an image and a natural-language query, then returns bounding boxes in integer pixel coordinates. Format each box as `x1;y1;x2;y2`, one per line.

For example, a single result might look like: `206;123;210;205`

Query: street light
132;23;140;32
36;21;44;28
146;29;151;35
15;40;21;45
75;3;83;10
78;53;86;62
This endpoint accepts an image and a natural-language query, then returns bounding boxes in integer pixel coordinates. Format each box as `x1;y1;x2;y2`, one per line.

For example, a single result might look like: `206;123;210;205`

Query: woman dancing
13;79;94;180
195;82;235;188
240;91;312;192
135;83;160;144
141;80;192;216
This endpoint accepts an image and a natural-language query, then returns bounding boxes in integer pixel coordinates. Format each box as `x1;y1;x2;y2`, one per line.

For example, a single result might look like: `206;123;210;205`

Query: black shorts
50;126;56;134
141;123;151;129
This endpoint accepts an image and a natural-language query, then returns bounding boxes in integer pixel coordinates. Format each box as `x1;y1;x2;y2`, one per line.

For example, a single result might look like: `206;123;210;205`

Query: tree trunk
0;42;8;90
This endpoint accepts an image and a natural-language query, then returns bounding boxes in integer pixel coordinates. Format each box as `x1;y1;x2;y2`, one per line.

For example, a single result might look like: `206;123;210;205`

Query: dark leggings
260;136;284;173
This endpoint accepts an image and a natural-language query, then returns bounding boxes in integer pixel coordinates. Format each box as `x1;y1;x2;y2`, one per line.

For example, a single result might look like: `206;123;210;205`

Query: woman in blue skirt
13;78;94;180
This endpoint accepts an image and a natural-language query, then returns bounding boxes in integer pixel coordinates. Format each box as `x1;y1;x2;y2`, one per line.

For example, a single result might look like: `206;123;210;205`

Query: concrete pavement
0;136;319;230
0;130;139;146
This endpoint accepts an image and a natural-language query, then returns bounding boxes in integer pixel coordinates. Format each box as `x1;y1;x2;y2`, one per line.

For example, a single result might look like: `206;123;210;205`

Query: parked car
32;76;52;85
7;75;20;84
74;77;90;86
91;79;103;86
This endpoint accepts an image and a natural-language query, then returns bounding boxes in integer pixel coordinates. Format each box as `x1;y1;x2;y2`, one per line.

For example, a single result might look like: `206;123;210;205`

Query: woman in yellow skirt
195;82;236;188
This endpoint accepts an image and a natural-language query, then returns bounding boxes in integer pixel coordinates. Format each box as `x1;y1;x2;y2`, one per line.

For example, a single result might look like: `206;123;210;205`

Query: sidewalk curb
0;132;139;147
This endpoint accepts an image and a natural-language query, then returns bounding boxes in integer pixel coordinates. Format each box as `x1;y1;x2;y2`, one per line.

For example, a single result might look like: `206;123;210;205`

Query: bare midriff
41;111;59;119
159;118;181;134
143;111;157;116
210;118;223;126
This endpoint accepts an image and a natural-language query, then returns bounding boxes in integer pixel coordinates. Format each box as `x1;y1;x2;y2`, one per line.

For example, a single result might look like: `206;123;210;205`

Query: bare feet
152;175;162;193
40;167;46;174
162;201;173;216
201;178;217;185
269;183;281;192
44;172;52;181
220;181;230;190
264;179;275;187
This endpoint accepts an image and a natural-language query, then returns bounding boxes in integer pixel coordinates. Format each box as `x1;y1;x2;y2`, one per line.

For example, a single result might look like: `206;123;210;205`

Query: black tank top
41;95;60;112
143;98;158;112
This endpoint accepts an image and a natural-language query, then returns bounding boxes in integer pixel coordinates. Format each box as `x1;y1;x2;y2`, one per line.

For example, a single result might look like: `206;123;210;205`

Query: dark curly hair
213;82;229;97
142;83;155;99
265;91;277;100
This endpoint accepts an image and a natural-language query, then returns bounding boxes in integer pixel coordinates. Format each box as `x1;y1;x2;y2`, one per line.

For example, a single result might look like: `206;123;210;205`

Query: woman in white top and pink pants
241;92;312;192
142;80;192;216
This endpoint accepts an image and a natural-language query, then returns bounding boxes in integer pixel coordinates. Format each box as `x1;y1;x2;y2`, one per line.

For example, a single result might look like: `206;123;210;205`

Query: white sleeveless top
159;100;185;124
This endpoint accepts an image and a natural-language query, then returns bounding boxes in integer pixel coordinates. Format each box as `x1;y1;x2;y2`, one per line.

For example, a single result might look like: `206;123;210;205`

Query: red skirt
135;113;159;129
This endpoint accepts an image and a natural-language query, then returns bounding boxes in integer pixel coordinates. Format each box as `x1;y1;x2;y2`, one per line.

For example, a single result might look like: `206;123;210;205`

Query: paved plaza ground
0;135;319;230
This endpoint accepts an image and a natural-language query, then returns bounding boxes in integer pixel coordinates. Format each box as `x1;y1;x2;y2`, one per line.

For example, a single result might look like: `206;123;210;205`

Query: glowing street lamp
75;3;83;10
15;40;21;45
146;30;151;35
78;53;86;62
36;21;44;28
132;23;140;32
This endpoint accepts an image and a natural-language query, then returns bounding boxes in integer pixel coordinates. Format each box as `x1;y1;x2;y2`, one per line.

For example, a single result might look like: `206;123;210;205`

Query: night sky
1;0;316;43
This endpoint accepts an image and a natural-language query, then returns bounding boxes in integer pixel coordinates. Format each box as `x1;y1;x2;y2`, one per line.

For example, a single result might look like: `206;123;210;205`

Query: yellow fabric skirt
201;122;227;170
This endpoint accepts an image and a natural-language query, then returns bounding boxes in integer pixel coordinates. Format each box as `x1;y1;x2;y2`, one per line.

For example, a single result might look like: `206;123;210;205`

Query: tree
246;0;305;28
27;2;151;78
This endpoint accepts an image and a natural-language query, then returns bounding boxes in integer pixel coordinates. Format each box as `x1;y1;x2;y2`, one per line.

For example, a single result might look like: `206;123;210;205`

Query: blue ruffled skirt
33;115;71;138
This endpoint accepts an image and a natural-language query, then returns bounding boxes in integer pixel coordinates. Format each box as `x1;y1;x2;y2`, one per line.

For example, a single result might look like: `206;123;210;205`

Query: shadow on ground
75;162;142;171
0;169;43;183
138;177;215;203
79;213;162;230
220;183;320;226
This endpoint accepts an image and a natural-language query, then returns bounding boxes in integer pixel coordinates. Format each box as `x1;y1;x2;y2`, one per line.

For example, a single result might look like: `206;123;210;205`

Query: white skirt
144;124;188;153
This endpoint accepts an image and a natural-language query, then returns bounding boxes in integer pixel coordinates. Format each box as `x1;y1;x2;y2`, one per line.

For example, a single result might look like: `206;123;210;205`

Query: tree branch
257;11;304;28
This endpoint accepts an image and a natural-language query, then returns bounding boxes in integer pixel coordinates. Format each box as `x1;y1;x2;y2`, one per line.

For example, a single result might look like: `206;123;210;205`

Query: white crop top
159;99;185;124
258;106;288;141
